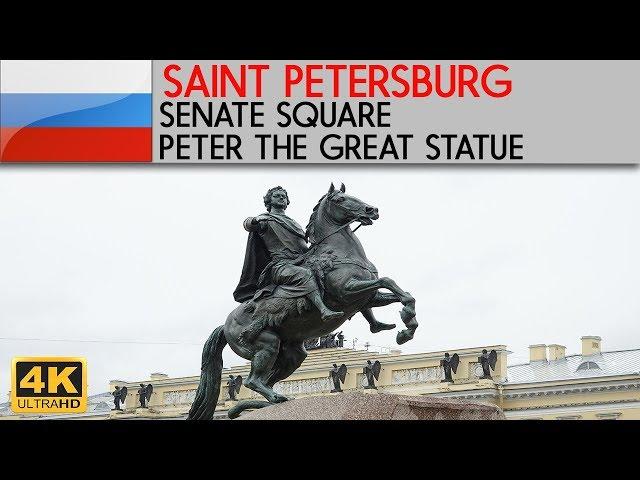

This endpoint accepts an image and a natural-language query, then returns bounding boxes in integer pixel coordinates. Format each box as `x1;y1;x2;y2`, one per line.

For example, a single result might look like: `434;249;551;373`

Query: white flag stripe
0;60;152;93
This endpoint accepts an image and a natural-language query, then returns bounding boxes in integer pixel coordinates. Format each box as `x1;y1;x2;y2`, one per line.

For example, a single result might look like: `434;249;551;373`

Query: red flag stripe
1;127;152;162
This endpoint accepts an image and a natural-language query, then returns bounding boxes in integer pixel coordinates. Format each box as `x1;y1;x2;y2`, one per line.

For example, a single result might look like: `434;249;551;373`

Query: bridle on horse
307;220;377;276
304;196;379;275
308;196;371;247
308;219;363;247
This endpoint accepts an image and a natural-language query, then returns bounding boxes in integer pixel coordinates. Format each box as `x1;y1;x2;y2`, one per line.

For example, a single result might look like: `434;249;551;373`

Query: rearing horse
187;183;417;419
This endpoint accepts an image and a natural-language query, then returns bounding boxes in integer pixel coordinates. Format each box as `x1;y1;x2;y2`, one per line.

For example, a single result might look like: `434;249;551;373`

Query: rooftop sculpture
137;384;153;408
226;375;242;401
363;360;381;389
440;352;460;383
329;363;347;393
111;386;127;411
479;349;498;379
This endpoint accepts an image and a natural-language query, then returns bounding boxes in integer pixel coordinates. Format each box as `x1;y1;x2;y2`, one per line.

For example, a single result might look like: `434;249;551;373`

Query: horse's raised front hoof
400;306;416;322
396;329;414;345
402;294;415;306
370;321;396;333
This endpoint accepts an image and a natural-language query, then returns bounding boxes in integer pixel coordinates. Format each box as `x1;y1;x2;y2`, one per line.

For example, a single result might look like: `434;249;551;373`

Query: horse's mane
305;192;331;243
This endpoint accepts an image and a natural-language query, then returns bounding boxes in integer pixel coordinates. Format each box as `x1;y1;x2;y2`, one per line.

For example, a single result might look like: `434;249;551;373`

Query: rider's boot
308;291;344;321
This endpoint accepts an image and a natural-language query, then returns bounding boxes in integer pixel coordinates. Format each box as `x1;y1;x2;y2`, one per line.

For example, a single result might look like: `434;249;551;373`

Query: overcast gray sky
1;166;639;396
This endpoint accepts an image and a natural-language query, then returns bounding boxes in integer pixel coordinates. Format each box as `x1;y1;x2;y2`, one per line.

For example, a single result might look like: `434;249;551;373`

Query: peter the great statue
188;184;418;419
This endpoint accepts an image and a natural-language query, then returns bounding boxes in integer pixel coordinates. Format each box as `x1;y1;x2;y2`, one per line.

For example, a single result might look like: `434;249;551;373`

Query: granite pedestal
236;391;505;420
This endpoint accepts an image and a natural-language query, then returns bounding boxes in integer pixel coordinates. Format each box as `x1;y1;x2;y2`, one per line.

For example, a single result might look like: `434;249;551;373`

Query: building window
595;412;622;420
576;361;600;371
94;401;111;411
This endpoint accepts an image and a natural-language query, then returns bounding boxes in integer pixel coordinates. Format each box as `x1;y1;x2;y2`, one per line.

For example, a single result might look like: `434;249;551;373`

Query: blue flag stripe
0;93;151;127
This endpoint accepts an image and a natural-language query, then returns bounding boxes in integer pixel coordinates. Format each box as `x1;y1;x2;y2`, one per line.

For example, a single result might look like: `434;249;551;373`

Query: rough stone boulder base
237;392;506;420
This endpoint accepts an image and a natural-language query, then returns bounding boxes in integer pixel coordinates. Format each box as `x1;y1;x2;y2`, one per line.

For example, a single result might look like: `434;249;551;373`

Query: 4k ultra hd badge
11;357;87;414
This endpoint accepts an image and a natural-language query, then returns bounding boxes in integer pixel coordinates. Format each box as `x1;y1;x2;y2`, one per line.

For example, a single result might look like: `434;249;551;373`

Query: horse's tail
187;325;227;420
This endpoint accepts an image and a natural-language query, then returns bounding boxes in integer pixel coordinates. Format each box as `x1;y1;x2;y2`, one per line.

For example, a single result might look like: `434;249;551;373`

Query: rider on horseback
233;186;344;341
187;183;417;419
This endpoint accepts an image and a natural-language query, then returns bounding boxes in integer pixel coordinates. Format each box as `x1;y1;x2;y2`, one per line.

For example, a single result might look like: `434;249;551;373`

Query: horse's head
306;183;380;244
324;183;379;226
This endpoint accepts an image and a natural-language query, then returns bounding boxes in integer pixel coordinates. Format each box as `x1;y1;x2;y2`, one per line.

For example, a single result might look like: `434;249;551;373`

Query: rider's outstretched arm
244;216;267;233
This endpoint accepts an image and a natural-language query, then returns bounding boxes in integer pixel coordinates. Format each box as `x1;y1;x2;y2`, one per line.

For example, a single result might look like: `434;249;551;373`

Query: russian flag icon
0;60;152;162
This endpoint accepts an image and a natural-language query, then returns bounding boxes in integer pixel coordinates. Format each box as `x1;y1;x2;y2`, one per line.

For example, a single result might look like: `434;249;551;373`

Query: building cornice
505;399;640;415
501;379;640;399
431;388;500;401
500;373;640;390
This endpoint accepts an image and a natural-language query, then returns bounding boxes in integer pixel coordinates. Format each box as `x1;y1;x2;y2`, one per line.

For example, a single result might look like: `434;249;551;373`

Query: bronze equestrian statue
187;183;418;420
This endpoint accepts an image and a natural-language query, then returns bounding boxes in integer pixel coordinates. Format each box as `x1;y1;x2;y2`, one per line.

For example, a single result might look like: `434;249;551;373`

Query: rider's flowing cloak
233;213;309;303
233;229;271;302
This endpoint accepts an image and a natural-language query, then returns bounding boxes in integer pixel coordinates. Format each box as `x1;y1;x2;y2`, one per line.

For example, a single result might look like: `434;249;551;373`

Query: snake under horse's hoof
227;400;272;419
